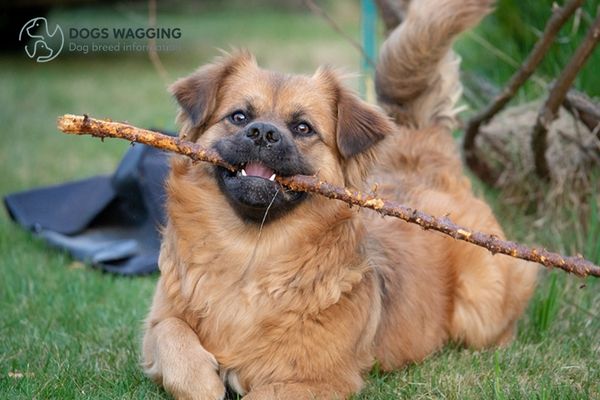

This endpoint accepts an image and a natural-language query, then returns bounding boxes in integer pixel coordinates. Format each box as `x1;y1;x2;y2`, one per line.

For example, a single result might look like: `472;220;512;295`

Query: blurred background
1;0;598;398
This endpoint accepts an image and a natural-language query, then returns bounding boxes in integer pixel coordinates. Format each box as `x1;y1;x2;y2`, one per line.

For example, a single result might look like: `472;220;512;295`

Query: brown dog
142;1;537;399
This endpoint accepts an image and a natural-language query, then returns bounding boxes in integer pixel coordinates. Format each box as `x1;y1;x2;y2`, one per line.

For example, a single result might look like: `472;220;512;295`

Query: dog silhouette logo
19;17;64;63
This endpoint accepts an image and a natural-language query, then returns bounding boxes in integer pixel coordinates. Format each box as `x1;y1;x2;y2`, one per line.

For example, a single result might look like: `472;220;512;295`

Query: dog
142;1;537;398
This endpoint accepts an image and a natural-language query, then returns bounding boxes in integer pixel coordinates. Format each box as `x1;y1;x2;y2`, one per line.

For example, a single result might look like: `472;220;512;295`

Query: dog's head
170;51;395;224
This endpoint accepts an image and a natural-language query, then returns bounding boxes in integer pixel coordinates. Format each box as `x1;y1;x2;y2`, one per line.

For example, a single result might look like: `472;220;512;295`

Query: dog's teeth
269;174;276;181
241;169;247;177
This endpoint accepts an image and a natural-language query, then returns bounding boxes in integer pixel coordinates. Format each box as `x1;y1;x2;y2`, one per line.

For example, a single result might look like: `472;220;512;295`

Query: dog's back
364;0;538;369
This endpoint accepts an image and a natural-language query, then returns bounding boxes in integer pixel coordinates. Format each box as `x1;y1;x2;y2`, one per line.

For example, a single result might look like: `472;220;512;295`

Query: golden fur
142;1;537;399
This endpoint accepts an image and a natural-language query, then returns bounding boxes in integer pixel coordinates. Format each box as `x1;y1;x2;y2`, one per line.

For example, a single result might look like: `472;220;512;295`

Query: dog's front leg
142;317;225;400
243;382;346;400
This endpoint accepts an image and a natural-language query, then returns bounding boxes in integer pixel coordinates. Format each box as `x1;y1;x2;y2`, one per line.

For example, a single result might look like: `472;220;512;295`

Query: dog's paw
162;362;226;400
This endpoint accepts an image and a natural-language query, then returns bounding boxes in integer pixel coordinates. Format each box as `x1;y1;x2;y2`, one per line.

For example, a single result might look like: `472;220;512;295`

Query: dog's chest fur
158;200;381;392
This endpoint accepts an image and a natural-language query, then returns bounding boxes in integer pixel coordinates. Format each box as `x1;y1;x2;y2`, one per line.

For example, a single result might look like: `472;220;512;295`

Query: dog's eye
293;122;313;136
229;111;248;125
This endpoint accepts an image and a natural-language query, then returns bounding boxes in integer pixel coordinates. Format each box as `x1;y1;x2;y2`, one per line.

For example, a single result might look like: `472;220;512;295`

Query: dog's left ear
336;88;396;159
314;67;396;188
314;67;395;159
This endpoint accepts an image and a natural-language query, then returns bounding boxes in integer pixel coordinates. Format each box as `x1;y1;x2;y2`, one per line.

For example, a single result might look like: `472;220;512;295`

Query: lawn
1;2;598;399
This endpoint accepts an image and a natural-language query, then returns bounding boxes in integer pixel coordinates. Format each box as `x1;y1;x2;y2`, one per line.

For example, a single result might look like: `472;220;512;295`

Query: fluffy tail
375;0;493;129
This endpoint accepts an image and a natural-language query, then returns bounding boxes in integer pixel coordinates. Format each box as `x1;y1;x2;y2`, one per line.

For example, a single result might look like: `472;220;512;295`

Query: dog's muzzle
213;122;312;223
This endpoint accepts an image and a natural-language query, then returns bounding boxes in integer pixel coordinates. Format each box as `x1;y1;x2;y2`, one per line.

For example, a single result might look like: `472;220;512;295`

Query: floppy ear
170;51;255;138
336;88;396;158
314;67;396;188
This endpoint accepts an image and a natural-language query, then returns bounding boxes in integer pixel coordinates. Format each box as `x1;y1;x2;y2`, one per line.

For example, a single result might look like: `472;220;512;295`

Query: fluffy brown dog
142;1;537;399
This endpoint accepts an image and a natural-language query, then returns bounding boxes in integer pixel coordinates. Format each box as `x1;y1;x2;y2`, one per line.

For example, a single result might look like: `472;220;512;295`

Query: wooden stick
56;114;600;278
463;0;585;184
532;11;600;178
58;114;235;171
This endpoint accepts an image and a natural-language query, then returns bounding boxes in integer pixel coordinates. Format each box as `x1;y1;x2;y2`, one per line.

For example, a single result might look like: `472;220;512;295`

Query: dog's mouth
236;161;278;182
216;160;307;223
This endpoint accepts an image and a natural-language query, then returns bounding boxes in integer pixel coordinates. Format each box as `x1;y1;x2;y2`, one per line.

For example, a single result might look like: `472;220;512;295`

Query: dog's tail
371;0;493;193
375;0;493;129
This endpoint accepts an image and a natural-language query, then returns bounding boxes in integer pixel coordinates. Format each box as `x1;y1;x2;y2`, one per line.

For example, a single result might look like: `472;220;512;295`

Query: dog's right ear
170;51;255;139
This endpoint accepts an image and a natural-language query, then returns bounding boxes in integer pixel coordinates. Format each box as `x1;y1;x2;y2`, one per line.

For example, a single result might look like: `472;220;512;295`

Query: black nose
245;122;280;146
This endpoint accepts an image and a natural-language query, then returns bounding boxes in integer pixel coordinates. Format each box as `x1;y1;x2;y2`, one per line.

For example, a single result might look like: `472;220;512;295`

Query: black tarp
4;142;172;275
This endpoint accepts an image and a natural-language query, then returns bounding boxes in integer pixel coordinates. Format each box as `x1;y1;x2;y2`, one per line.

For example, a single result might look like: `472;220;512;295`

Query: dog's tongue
244;161;274;179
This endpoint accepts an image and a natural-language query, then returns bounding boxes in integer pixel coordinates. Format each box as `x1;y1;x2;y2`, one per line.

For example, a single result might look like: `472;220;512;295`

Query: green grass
1;3;599;399
0;227;162;398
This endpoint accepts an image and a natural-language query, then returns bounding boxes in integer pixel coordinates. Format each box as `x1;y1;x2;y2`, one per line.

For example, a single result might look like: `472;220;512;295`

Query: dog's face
171;51;395;223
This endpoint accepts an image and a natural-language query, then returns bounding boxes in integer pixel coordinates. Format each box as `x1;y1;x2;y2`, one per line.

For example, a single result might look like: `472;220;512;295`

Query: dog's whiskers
240;188;281;279
258;188;280;235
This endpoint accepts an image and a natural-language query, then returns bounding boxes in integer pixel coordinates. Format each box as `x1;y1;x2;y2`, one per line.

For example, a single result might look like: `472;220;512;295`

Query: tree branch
147;0;170;85
564;89;600;135
532;11;600;179
463;0;585;184
302;0;375;67
56;114;600;278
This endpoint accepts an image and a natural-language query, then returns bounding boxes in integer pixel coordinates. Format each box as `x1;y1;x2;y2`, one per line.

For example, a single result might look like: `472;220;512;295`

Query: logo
19;17;64;63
